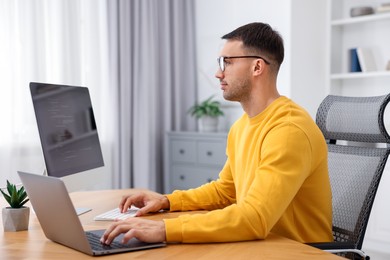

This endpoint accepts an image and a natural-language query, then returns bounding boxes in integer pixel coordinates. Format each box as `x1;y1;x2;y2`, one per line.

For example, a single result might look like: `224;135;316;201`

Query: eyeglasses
217;56;270;72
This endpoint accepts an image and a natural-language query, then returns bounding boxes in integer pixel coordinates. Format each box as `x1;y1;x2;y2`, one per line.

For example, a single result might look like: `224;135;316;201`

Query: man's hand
119;191;170;216
100;218;166;245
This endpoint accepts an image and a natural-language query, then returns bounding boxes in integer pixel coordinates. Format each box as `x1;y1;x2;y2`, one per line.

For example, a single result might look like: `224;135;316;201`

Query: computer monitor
29;82;104;178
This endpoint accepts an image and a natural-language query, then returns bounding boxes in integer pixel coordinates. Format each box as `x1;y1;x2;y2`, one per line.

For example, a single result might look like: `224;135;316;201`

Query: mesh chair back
316;94;390;250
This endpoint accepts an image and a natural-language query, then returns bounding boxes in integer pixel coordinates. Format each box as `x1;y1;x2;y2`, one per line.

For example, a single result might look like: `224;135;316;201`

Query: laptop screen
30;82;104;177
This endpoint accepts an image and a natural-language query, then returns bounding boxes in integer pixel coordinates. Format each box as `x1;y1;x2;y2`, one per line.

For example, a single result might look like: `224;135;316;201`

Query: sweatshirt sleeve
167;160;236;212
164;125;313;243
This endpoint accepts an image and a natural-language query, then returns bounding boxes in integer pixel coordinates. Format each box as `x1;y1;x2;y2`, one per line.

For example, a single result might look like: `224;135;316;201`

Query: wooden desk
1;189;343;259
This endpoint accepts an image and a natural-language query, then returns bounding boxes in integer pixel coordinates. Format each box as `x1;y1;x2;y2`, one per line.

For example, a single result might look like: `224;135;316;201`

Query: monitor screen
30;82;104;178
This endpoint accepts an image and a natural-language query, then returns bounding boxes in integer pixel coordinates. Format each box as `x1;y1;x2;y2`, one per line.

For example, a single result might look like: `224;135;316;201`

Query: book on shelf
349;48;362;72
356;47;377;72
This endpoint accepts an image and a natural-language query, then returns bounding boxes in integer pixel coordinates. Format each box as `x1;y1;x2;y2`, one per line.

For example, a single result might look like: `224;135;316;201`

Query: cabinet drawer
197;141;226;166
171;166;219;191
171;140;196;163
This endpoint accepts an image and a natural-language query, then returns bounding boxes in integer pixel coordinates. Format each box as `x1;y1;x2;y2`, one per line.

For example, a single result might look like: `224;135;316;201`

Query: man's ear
253;59;265;76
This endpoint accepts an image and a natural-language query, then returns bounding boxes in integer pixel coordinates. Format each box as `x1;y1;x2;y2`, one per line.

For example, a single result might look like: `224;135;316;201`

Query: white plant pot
2;206;30;232
199;116;219;132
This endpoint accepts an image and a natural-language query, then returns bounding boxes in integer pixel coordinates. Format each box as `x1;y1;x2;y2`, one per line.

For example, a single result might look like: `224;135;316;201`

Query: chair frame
308;94;390;260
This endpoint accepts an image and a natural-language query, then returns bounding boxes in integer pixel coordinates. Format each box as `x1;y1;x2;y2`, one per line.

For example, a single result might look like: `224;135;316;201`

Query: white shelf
331;71;390;80
332;12;390;26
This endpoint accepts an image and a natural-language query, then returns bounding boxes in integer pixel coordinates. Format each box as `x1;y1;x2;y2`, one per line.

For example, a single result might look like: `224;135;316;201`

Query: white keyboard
93;206;139;221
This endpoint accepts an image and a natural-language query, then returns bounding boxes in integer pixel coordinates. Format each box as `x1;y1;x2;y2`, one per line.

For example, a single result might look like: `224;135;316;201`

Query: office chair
308;94;390;260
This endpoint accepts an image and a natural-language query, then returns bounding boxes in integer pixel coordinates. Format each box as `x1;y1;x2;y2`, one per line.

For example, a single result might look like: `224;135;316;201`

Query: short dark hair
222;22;284;70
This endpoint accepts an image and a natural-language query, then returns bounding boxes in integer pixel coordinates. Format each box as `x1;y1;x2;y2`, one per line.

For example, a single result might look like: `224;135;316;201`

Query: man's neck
241;90;280;118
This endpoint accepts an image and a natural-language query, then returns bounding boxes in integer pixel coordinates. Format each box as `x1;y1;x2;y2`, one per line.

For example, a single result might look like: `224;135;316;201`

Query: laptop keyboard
86;231;129;250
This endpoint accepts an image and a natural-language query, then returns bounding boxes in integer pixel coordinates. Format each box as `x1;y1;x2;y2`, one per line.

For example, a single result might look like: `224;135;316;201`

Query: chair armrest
306;241;356;250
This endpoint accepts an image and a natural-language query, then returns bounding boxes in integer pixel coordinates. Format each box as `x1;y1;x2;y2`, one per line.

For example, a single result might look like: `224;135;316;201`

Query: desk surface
1;189;343;259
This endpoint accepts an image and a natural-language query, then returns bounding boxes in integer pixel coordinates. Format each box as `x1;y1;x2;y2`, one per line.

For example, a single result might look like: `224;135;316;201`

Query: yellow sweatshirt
164;96;333;243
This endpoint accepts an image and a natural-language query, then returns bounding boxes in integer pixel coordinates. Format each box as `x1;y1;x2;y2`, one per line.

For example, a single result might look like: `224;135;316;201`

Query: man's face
215;40;253;102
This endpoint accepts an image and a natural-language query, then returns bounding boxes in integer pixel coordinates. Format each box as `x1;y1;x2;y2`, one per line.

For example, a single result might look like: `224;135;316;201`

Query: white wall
290;0;328;116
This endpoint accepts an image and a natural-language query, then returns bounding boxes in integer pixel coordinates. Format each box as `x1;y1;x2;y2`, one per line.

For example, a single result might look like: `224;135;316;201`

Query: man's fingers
101;218;166;244
122;198;134;213
135;203;154;216
100;222;119;244
102;222;130;245
119;193;145;213
118;196;129;212
121;229;138;244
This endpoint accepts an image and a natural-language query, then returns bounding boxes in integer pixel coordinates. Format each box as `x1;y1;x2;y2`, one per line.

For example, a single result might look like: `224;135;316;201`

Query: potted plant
1;180;30;231
188;95;224;132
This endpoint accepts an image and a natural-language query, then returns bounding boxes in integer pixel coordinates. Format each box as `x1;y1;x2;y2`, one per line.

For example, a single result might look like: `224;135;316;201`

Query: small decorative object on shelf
1;180;30;232
188;95;224;132
377;3;390;13
350;6;374;17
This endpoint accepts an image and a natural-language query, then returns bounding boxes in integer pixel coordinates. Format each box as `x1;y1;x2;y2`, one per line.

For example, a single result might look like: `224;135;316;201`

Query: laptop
18;171;166;256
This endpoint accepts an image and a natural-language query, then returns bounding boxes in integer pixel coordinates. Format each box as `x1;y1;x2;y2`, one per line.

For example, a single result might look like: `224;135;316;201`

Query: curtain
0;0;113;189
0;0;196;192
108;0;197;191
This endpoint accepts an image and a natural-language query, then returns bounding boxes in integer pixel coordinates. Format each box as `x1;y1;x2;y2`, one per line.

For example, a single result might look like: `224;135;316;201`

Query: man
101;22;333;245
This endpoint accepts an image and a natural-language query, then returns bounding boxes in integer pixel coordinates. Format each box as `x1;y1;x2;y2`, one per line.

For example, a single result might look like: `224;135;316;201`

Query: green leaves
0;180;29;208
188;95;224;118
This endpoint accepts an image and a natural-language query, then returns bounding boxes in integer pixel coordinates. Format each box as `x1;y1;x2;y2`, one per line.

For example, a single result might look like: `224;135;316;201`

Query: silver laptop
18;171;166;256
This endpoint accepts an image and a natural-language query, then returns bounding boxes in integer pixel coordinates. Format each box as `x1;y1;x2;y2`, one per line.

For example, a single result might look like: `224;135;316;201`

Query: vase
2;206;30;232
200;116;219;132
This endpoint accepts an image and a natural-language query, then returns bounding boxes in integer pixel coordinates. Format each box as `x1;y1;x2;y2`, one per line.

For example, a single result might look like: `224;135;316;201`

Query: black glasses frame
217;56;270;72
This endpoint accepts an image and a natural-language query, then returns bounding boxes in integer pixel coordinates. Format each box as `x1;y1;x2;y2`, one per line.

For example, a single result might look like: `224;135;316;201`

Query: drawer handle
179;149;185;154
206;151;213;156
180;175;185;180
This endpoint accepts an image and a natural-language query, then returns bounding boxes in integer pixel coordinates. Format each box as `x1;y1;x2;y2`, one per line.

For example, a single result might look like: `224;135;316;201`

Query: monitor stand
42;169;92;216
